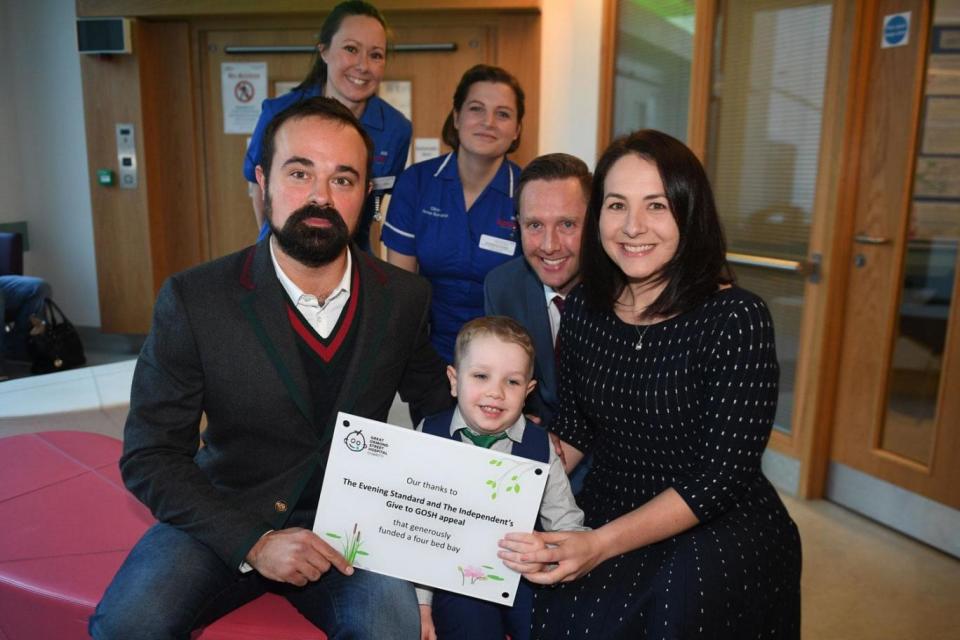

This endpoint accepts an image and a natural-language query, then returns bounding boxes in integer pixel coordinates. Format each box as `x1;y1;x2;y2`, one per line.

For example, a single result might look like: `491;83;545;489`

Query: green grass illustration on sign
325;523;369;565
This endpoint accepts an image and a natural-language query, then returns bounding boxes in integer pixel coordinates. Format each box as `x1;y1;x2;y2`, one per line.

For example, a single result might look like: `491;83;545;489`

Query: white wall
1;0;100;326
0;0;601;331
538;0;602;167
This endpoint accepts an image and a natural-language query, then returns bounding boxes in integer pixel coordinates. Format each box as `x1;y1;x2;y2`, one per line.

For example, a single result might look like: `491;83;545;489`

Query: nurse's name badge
478;234;516;256
371;176;396;191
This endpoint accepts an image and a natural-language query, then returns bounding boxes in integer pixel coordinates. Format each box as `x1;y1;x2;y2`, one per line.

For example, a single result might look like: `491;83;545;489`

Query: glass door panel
707;0;833;434
612;0;695;141
879;19;960;464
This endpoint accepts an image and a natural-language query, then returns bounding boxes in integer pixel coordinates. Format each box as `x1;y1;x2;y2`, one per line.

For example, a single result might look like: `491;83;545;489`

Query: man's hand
245;527;353;586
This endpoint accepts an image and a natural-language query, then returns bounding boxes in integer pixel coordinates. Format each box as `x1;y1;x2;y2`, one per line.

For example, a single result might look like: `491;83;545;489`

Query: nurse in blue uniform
244;0;411;252
381;64;525;363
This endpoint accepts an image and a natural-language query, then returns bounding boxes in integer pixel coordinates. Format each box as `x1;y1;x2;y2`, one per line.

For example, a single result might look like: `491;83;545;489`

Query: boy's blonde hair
453;316;536;376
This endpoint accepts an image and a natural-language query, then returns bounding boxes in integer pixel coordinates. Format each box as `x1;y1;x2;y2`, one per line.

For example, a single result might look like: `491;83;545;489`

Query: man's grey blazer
483;257;558;428
121;239;451;570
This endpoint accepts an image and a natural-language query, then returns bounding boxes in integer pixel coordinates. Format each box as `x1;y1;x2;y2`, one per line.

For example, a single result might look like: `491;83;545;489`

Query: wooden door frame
823;0;960;506
596;0;716;160
596;0;618;158
788;0;872;497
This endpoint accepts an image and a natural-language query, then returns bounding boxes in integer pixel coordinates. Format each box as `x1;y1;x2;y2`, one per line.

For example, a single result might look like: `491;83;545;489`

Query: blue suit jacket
483;257;558;427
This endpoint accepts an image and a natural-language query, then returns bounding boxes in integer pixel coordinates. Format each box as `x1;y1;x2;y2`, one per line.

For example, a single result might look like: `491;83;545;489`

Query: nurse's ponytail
296;1;388;93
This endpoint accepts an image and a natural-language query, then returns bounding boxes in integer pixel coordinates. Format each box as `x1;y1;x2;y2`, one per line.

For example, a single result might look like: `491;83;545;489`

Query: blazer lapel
524;264;557;401
238;240;313;426
317;246;394;448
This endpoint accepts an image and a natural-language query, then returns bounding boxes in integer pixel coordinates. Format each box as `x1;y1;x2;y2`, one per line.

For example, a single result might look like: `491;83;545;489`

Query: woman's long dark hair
581;129;733;318
295;1;388;93
441;64;525;154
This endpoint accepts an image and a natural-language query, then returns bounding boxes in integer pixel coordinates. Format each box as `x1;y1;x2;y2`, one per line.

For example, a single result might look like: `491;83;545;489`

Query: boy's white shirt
414;407;588;607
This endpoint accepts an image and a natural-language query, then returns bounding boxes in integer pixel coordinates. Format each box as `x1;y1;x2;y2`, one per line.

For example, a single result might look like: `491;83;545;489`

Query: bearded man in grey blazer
91;97;451;639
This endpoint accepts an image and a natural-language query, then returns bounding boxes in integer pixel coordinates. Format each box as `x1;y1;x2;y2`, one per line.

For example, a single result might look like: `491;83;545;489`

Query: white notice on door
414;138;441;163
222;62;267;134
379;80;413;120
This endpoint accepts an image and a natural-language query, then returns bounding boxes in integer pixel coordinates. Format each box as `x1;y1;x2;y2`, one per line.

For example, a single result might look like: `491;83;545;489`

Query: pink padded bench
0;431;326;640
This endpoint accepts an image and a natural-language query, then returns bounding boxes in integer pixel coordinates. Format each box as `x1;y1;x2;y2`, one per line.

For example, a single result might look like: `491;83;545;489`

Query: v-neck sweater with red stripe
285;271;361;512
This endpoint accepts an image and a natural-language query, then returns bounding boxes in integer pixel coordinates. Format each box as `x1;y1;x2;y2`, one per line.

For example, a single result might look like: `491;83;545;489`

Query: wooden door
200;21;490;260
831;0;960;509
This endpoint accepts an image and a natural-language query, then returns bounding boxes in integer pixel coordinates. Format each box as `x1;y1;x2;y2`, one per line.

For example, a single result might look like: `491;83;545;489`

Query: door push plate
115;123;137;189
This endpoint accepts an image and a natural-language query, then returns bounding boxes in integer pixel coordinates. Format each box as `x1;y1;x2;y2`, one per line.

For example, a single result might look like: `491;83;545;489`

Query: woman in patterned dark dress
498;130;801;639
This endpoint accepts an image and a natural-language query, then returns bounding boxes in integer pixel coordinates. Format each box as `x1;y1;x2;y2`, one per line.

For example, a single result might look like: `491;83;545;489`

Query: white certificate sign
314;413;548;605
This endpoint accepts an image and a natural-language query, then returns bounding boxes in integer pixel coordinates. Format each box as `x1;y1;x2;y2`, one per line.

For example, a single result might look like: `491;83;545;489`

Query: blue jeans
0;275;51;362
89;523;420;640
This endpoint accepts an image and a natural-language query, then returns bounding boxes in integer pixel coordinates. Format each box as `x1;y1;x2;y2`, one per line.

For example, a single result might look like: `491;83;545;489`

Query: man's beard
266;194;352;268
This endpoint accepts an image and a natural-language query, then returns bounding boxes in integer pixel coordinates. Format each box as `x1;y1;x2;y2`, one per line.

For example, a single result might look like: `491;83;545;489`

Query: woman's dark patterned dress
532;287;801;639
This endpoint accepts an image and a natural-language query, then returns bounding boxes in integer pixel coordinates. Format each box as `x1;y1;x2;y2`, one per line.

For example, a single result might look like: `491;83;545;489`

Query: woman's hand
419;604;437;640
497;530;605;584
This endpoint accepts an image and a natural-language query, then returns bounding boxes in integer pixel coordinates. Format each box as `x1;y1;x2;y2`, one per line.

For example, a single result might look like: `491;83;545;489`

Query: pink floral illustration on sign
458;564;504;585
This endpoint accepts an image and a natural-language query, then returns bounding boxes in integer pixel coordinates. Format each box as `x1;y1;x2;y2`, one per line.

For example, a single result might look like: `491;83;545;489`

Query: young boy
416;316;587;640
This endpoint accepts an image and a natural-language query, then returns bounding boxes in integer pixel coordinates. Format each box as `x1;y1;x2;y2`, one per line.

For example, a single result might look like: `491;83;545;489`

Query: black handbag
28;298;87;374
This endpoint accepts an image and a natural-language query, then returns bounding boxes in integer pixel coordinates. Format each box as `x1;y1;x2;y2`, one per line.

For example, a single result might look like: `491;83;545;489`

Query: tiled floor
788;493;960;639
1;357;958;637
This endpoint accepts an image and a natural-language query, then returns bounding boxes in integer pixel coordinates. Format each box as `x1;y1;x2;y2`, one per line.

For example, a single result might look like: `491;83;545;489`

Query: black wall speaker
77;18;132;55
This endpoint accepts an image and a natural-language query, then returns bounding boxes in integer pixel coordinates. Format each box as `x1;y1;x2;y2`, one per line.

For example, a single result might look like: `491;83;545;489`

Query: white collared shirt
543;284;565;345
270;240;352;339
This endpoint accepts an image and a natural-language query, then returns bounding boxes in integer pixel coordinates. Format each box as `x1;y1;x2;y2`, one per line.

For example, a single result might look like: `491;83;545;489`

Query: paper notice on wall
275;81;298;97
379;80;413;120
414;138;441;163
222;62;267;134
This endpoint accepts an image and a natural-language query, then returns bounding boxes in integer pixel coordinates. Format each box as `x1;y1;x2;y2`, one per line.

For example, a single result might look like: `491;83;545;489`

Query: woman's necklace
634;323;651;351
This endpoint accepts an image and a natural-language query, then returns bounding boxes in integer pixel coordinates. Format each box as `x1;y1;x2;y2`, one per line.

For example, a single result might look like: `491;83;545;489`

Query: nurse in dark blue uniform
381;65;525;363
244;1;411;252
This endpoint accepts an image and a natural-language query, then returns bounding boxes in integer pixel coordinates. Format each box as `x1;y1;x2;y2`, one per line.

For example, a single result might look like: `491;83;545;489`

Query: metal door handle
853;233;891;245
726;252;806;273
726;252;821;282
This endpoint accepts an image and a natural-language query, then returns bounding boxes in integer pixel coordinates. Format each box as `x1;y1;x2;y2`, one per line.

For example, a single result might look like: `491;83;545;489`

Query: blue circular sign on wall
884;14;909;47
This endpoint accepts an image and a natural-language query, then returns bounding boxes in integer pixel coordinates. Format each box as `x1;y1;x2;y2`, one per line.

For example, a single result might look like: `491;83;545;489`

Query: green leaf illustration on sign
483;458;539;500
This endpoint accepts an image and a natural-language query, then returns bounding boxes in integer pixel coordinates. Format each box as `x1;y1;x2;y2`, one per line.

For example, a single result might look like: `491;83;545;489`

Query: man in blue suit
483;153;590;432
